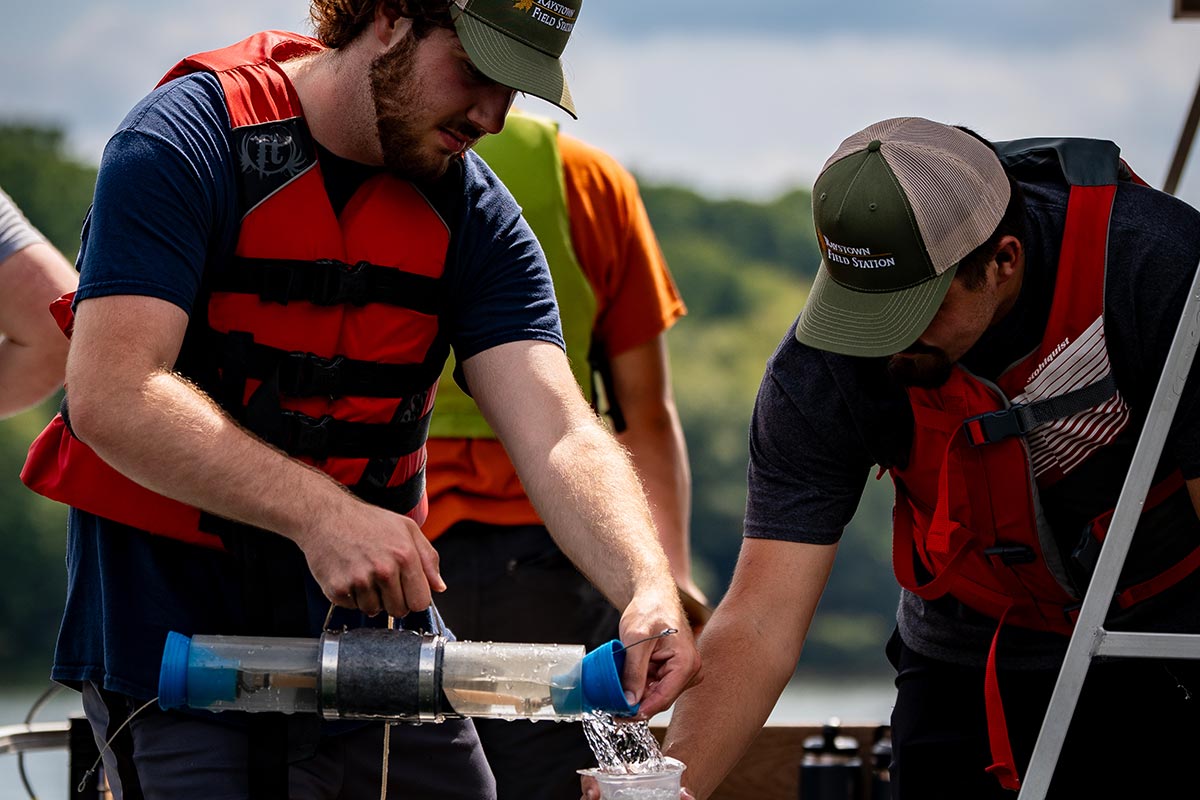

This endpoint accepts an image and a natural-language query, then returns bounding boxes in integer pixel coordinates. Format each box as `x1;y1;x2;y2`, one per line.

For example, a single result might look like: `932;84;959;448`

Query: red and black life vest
889;138;1200;789
21;31;452;550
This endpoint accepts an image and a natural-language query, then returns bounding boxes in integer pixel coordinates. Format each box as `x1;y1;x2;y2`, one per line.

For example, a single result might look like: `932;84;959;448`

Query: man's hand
293;497;446;618
617;589;702;718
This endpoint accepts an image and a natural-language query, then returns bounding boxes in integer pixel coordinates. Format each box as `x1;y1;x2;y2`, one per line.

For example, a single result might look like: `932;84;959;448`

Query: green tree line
0;124;897;684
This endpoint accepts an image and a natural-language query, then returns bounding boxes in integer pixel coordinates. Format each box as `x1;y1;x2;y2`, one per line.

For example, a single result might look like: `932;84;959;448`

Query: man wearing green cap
661;117;1200;798
22;1;699;797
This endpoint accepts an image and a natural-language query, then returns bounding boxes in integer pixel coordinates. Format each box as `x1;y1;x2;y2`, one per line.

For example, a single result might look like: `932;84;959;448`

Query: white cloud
2;2;1198;208
538;18;1200;207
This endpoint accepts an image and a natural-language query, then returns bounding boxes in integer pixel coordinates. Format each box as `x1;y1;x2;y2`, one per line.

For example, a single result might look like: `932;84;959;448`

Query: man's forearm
662;605;800;799
663;539;836;798
525;414;676;608
617;409;692;586
609;335;695;590
0;336;69;417
0;240;78;418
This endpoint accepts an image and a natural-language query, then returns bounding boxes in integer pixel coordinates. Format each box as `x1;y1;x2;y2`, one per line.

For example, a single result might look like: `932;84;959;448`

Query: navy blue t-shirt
744;174;1200;669
52;72;565;699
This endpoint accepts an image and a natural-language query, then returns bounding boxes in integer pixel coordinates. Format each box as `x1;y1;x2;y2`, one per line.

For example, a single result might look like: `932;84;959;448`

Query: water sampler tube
157;629;640;722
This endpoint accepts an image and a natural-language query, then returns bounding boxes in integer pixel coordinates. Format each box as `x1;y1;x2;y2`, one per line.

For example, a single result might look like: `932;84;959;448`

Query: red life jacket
889;138;1200;790
21;31;451;550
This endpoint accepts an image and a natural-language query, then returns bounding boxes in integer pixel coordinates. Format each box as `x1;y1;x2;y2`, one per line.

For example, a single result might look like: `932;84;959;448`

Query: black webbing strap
964;373;1118;445
212;256;441;313
211;331;443;398
257;408;432;460
352;467;426;515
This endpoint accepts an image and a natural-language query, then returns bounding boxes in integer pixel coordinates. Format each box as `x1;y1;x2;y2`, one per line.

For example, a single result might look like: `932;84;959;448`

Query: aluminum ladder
1018;254;1200;799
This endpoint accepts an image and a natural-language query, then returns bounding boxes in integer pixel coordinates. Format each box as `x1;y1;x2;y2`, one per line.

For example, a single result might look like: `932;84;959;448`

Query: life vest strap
1116;543;1200;609
213;331;444;399
964;373;1117;446
257;408;432;460
214;257;442;314
1072;471;1190;588
983;606;1022;792
352;467;426;516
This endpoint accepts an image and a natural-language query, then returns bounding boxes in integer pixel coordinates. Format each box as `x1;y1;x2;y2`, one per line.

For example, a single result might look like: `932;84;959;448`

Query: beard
887;342;954;388
368;34;476;182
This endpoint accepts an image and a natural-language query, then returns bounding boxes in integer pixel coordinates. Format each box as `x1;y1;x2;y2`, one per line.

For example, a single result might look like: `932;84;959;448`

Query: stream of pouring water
582;710;665;774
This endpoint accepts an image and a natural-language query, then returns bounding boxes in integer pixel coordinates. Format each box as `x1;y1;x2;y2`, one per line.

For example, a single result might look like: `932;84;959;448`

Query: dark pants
434;522;621;800
82;682;495;799
887;630;1200;799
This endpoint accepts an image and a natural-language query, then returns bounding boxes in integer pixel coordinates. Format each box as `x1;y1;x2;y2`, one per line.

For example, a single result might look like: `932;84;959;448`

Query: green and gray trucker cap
795;117;1010;357
451;0;583;118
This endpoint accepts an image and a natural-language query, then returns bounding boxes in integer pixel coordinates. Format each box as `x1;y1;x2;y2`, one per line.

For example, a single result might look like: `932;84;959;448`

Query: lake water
0;678;896;799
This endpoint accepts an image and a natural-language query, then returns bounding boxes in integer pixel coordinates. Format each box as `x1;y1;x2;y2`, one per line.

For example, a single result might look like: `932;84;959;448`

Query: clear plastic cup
578;758;685;799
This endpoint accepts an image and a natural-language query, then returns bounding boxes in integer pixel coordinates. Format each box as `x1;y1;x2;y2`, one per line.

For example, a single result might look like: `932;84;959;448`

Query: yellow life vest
428;112;597;438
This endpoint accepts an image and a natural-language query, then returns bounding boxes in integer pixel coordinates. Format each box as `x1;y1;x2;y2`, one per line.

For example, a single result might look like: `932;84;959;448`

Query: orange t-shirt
422;133;685;540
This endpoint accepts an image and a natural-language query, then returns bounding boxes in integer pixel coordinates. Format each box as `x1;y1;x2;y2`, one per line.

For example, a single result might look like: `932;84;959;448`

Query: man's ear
992;235;1023;287
373;1;407;47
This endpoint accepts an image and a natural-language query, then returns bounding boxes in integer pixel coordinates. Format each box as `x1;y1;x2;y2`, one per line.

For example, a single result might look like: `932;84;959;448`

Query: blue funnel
581;640;639;716
550;639;639;717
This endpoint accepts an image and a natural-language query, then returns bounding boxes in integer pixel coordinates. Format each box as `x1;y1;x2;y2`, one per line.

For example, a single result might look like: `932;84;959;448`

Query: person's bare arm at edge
660;538;837;800
463;338;702;716
609;334;708;614
66;294;445;617
0;240;77;418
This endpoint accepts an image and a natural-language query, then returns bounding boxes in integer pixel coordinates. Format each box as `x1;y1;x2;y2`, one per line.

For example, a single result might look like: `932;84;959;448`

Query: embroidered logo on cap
820;234;898;270
518;0;577;32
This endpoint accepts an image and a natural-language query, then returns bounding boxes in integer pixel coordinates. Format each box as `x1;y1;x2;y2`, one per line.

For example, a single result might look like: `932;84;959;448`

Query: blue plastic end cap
580;639;639;716
158;631;192;710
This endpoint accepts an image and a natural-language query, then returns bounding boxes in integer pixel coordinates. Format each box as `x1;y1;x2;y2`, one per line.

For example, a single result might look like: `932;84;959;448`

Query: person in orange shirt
425;111;706;799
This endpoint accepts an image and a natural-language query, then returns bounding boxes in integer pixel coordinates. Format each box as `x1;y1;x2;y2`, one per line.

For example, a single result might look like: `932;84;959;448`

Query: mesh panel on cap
822;117;1010;276
822;117;914;171
884;121;1009;274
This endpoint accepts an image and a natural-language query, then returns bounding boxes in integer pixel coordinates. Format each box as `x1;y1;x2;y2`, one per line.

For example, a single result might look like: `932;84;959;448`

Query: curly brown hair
310;0;454;49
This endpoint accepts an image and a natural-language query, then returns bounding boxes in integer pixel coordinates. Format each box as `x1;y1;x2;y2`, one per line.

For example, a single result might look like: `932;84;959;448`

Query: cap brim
454;14;577;119
795;261;957;357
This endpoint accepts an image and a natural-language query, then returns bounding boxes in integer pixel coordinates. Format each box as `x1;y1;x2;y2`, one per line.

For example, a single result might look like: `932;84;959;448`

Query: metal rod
1095;631;1200;659
1164;68;1200;195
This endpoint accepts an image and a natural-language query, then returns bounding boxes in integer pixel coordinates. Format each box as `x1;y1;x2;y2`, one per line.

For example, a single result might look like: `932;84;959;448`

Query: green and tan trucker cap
451;0;582;118
795;117;1010;357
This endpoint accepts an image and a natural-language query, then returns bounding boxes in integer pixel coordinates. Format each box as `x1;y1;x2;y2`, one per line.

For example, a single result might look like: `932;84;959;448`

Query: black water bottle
870;725;892;800
799;717;861;800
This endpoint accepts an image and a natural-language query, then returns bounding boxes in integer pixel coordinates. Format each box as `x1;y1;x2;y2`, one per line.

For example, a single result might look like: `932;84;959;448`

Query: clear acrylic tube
440;641;586;720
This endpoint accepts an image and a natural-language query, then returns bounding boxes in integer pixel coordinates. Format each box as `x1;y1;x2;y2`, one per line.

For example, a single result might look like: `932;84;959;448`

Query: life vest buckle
964;407;1030;446
278;351;346;397
279;411;335;458
984;544;1036;566
312;259;371;306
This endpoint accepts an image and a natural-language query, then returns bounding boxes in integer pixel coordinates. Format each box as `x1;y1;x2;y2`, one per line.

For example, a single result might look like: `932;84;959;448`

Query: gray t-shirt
0;188;45;264
745;176;1200;669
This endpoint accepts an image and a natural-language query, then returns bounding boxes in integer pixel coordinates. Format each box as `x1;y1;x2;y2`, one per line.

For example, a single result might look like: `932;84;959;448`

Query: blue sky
2;1;1198;206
